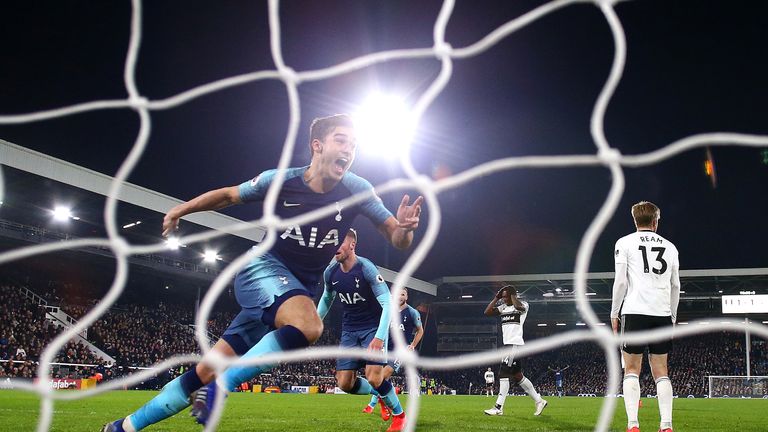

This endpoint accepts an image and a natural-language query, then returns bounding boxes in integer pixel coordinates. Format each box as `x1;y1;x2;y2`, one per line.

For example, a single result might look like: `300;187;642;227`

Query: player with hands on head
483;285;547;417
611;201;680;432
362;287;423;419
102;114;423;432
317;229;407;432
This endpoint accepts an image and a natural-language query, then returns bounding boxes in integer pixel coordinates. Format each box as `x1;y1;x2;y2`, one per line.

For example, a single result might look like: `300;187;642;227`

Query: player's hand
495;288;504;299
162;205;184;237
368;338;385;352
611;318;619;335
407;344;416;351
396;195;424;232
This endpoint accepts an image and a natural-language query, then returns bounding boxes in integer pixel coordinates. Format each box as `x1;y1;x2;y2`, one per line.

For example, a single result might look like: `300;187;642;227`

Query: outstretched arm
162;186;241;236
378;194;424;250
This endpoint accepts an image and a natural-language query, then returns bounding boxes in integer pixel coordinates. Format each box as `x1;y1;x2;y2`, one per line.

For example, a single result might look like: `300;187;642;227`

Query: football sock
495;378;510;409
368;394;378;407
518;377;542;403
376;380;404;416
222;325;309;391
623;374;640;428
656;376;673;429
349;377;378;395
127;369;203;430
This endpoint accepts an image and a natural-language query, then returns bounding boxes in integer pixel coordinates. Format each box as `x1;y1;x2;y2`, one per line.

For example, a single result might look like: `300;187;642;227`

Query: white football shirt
497;301;528;345
611;230;680;318
484;371;495;384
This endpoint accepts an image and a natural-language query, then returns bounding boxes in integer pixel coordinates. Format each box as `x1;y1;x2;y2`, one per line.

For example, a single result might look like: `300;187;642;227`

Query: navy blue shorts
222;253;313;355
336;327;387;370
386;357;402;373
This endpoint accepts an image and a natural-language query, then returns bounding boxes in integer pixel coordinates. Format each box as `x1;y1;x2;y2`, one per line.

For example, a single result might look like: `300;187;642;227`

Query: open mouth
334;157;349;173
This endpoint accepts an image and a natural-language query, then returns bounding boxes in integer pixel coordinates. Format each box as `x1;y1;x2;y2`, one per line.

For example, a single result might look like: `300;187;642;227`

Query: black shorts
498;352;523;378
621;314;673;355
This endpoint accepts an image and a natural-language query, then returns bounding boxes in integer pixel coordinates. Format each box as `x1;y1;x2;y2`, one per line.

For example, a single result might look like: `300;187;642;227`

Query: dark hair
308;114;354;157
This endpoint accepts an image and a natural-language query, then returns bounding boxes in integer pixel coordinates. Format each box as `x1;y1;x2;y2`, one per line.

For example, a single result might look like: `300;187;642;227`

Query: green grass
0;390;766;431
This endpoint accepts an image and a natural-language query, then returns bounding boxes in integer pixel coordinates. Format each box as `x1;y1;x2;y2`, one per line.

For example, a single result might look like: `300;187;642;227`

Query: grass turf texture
0;391;766;431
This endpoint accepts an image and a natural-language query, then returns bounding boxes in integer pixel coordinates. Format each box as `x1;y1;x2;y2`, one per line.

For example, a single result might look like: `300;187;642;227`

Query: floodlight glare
166;237;180;250
52;206;73;221
353;93;416;159
203;250;220;263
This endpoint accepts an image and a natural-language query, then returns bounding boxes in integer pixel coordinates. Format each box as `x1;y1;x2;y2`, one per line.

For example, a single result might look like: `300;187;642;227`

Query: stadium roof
0;139;437;295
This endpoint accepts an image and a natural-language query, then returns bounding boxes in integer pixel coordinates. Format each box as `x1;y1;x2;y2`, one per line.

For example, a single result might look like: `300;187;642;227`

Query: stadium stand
1;270;765;397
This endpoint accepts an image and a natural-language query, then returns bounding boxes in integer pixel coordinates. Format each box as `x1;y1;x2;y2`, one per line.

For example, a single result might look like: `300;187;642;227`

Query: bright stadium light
166;237;181;250
203;250;220;263
461;294;473;299
52;206;73;221
556;323;566;326
537;323;547;327
353;93;416;159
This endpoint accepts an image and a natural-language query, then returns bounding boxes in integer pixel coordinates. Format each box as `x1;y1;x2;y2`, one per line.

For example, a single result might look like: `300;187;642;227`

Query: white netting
1;0;767;431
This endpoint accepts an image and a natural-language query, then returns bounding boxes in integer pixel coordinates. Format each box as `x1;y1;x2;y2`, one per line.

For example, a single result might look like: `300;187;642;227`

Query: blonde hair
631;201;660;228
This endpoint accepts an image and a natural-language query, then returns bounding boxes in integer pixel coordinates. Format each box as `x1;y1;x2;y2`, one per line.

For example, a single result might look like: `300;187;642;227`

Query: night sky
1;0;766;282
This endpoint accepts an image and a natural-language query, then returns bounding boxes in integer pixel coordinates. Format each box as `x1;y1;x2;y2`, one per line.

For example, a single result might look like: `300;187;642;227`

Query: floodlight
52;206;73;221
203;250;220;263
353;93;416;159
461;294;473;299
166;237;180;250
123;220;142;229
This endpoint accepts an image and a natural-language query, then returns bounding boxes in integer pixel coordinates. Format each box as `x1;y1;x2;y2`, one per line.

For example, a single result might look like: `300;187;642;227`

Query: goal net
708;376;768;399
1;1;768;432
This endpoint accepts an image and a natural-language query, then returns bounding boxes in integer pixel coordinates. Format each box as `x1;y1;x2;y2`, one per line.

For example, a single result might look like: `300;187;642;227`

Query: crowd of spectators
2;281;768;398
432;331;768;397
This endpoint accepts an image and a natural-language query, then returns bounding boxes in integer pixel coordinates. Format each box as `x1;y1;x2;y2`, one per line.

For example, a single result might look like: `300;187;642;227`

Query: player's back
614;231;679;316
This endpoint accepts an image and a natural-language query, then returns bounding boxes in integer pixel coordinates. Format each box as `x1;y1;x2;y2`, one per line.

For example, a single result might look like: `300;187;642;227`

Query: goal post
707;375;768;398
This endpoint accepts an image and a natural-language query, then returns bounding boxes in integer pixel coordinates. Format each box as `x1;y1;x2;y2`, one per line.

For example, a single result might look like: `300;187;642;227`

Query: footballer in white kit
484;368;495;396
611;201;680;432
483;285;547;417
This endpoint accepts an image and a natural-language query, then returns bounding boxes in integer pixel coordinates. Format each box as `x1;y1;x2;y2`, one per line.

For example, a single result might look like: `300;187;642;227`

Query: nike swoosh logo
283;201;301;207
332;281;339;285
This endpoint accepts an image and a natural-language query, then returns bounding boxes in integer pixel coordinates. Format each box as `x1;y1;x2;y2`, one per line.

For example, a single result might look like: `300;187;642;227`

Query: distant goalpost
707;376;768;399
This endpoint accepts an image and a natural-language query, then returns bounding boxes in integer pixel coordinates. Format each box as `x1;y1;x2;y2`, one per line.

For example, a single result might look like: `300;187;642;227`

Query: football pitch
0;391;766;432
